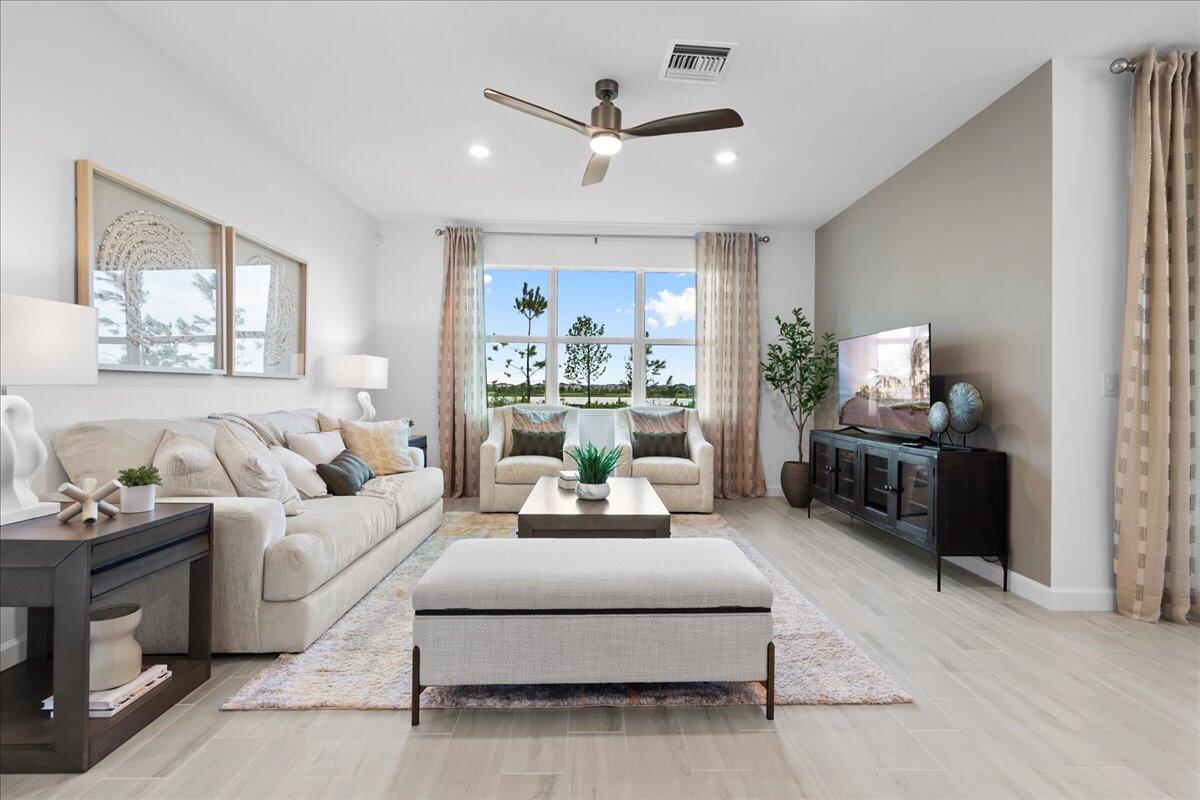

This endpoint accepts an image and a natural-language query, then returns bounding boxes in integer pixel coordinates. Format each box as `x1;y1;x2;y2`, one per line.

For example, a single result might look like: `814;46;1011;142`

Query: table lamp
1;293;98;525
334;354;388;422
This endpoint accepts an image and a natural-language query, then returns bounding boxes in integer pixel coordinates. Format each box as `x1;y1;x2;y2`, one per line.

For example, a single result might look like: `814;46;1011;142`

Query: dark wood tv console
808;429;1008;591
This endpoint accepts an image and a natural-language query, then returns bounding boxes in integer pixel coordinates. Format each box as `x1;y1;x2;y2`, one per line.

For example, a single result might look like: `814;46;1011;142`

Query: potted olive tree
760;308;837;508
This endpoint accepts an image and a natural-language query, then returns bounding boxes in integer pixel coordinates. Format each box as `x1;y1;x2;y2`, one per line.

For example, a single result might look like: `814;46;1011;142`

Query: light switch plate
1101;372;1119;397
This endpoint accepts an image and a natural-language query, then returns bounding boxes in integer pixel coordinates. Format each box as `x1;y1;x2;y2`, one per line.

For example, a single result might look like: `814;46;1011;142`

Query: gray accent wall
815;63;1053;585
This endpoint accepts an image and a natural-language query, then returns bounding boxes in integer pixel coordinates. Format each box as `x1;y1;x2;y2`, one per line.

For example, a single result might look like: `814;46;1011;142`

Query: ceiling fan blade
622;108;744;139
582;152;610;186
484;89;590;136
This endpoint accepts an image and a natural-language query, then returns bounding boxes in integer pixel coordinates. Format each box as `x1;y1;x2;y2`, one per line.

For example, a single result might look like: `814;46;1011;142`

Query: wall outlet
1101;372;1119;397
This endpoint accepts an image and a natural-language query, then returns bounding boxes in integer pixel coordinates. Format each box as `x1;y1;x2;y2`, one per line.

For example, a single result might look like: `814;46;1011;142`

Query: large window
484;266;695;409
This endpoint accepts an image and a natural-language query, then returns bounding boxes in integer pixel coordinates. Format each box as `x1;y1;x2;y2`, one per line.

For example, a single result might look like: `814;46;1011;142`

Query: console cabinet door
810;435;833;500
830;442;859;512
894;452;935;544
860;445;895;528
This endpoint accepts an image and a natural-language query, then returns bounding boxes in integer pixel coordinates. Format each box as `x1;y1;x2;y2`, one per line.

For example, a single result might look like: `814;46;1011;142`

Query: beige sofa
614;408;714;513
479;404;579;512
51;414;443;654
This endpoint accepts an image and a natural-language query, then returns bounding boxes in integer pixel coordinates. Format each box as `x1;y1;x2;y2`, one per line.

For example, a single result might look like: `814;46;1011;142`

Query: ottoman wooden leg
411;646;421;726
764;641;775;720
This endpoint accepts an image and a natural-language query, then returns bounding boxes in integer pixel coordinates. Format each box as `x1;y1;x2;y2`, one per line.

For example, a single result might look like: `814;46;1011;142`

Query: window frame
483;263;695;408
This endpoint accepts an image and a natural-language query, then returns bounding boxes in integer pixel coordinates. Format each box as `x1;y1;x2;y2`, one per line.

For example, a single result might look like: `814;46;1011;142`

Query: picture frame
224;228;308;379
75;160;226;374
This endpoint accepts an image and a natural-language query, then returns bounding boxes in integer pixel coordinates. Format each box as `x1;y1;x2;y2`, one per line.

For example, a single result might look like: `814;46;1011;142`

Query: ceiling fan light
589;133;622;156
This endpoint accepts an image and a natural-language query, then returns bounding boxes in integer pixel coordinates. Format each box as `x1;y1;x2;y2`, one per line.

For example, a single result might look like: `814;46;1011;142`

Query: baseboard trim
943;557;1115;611
765;484;783;498
0;633;27;671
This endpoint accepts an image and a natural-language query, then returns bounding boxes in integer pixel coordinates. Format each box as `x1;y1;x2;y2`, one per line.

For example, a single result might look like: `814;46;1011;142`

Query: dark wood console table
808;429;1008;591
0;503;213;773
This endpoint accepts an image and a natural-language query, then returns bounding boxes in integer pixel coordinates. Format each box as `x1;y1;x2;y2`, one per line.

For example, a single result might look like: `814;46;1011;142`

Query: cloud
615;302;634;315
646;316;660;329
483;273;493;294
645;287;695;329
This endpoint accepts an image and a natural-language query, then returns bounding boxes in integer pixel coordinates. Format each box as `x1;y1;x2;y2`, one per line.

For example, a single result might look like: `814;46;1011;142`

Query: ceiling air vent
659;40;738;85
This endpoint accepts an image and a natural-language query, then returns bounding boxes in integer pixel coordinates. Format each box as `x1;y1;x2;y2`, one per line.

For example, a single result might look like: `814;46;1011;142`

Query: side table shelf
0;503;213;773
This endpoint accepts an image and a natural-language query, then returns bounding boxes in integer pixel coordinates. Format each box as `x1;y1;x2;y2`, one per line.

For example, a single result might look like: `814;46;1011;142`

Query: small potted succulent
760;308;838;508
568;443;621;501
117;466;162;513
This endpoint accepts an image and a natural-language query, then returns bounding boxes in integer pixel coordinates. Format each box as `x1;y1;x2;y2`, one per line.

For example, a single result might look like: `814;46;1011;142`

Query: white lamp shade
0;293;98;387
335;354;388;390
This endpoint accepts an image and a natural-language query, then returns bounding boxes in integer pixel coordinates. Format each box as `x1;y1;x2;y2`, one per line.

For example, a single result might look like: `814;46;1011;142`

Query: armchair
479;404;580;512
614;407;713;512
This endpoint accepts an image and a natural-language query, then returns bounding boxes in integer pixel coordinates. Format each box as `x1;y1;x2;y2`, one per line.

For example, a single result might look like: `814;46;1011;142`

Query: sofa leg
764;641;775;720
411;646;421;726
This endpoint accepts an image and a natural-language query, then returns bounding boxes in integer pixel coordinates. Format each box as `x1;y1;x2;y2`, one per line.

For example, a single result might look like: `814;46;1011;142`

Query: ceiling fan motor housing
591;101;621;131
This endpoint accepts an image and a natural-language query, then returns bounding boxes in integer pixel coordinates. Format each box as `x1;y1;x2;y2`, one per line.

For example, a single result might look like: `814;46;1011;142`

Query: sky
837;324;930;404
484;268;696;387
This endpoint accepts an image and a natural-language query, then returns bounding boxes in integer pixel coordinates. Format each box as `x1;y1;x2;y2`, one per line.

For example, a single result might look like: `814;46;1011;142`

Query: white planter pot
90;604;142;690
120;484;156;514
575;481;611;501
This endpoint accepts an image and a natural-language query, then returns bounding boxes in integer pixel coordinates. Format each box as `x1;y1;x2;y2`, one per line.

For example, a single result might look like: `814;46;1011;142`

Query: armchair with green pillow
614;407;713;512
479;404;580;512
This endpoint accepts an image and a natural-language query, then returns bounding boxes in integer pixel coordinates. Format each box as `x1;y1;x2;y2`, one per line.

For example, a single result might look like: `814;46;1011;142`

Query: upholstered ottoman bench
409;537;775;723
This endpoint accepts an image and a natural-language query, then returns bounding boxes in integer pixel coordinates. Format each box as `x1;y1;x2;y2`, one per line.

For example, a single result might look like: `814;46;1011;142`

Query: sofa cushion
359;468;445;527
208;408;320;447
53;418;222;486
495;455;563;484
286;430;347;465
317;451;375;496
338;418;415;475
264;495;398;601
632;431;689;459
632;456;700;485
630;407;687;433
153;431;237;497
269;446;330;499
214;424;306;516
509;429;565;458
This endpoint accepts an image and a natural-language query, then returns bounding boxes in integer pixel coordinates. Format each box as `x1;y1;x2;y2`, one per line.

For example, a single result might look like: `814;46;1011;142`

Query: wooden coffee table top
518;477;670;538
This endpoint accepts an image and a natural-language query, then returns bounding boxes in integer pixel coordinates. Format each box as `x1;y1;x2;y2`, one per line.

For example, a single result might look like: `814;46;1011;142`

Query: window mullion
547;268;558;405
633;271;646;406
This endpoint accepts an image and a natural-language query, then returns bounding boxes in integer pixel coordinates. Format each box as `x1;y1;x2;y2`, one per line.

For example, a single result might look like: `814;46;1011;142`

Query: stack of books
558;470;578;492
43;664;171;718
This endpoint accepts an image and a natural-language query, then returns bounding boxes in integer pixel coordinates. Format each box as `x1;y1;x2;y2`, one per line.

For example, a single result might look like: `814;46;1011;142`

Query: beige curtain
696;232;766;499
1114;50;1198;624
437;226;487;497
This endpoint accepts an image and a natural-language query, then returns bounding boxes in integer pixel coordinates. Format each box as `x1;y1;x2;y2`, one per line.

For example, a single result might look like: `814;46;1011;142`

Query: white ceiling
105;1;1196;228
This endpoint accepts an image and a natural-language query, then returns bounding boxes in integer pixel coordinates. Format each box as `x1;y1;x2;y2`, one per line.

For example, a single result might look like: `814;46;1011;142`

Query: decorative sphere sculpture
928;401;950;435
947;382;984;434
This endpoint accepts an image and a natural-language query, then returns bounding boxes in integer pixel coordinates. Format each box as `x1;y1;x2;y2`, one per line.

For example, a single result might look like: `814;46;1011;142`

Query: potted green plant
568;443;621;501
117;466;162;513
760;308;838;508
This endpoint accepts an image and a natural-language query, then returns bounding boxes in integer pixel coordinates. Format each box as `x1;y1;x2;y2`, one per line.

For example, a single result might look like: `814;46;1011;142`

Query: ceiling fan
483;79;743;186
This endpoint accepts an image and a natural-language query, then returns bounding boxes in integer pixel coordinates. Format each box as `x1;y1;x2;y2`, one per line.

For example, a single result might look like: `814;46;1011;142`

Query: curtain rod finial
1110;57;1136;74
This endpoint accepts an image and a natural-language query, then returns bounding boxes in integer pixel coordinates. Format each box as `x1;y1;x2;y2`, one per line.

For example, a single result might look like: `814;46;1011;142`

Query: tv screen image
838;324;932;435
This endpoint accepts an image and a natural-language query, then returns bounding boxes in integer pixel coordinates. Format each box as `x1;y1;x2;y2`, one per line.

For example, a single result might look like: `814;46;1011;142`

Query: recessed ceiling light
469;144;491;159
715;150;738;165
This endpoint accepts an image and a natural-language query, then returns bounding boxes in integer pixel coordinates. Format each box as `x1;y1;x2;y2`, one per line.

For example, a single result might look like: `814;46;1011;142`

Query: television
837;324;932;435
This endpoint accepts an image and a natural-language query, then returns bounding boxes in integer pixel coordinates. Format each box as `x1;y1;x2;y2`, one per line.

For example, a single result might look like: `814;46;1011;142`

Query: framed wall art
76;160;226;373
225;228;307;378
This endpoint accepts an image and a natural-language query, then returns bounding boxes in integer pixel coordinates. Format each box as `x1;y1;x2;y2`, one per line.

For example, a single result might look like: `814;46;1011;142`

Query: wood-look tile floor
4;498;1198;800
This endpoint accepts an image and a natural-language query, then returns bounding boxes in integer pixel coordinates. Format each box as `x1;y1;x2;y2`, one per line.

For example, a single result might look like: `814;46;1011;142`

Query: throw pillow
633;430;690;459
630;407;687;434
152;431;237;497
269;446;330;499
317;412;340;432
511;407;567;433
208;408;319;446
285;430;347;466
213;424;306;515
316;451;375;496
338;418;415;475
509;429;566;458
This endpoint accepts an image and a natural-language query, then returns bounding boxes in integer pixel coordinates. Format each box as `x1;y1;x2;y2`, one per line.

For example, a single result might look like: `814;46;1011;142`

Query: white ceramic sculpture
57;478;120;524
1;395;59;524
89;604;143;690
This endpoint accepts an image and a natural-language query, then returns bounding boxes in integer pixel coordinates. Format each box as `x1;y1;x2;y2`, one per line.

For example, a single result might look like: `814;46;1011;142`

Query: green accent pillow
509;429;565;458
316;451;375;496
633;431;689;459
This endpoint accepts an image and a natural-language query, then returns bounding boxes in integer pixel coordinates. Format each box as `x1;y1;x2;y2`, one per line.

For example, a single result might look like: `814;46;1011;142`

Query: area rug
223;512;911;710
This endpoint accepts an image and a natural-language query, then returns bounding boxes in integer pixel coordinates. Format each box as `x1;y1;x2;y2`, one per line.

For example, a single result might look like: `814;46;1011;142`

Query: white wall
0;0;379;667
1048;58;1128;608
374;221;814;494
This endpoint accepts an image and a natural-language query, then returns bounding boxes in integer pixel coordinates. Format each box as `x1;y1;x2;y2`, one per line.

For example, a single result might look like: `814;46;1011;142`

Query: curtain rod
434;228;770;244
1110;57;1139;74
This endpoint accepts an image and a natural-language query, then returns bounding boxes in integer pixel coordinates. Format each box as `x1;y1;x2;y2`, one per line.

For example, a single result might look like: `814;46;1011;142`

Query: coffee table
517;476;670;538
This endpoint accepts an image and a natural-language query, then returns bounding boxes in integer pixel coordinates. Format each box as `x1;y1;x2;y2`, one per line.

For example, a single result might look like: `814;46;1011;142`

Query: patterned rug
223;512;911;710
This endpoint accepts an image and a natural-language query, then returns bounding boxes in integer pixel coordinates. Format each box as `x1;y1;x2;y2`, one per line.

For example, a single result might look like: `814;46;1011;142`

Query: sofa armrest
562;417;582;471
157;496;285;652
479;412;504;509
612;411;634;477
687;414;713;475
